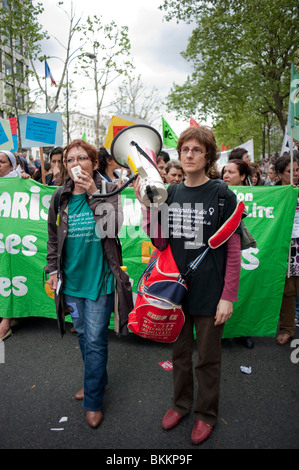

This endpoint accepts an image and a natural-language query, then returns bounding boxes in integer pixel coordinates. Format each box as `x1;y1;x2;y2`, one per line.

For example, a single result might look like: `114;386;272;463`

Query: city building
67;112;111;149
0;1;30;120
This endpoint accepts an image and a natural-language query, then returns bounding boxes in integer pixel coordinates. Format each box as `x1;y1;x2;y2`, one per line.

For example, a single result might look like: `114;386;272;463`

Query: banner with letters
0;179;297;338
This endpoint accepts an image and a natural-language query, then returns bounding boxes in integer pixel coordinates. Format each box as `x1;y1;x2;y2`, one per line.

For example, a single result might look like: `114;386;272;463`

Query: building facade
0;1;30;119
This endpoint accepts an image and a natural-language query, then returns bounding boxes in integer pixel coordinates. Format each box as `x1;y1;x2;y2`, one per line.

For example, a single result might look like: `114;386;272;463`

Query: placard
18;113;63;148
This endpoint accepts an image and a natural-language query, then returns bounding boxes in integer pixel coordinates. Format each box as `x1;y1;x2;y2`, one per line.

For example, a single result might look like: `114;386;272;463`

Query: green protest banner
0;179;297;338
222;185;298;338
0;177;56;319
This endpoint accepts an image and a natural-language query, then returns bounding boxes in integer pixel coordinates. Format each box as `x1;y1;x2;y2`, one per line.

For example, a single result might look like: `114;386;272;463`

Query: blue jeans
64;293;114;411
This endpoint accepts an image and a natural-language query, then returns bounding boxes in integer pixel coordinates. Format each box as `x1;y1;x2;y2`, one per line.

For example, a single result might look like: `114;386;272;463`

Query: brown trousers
279;276;298;337
171;314;224;426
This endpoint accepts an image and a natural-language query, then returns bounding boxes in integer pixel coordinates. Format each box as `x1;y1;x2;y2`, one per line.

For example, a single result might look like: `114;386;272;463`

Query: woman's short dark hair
165;160;183;174
158;150;170;163
50;146;63;161
177;126;219;172
98;147;113;174
228;147;248;160
274;153;291;175
225;159;252;185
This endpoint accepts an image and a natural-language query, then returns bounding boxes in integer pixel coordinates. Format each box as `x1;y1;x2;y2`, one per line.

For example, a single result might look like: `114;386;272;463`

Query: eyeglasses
180;146;206;156
66;155;91;164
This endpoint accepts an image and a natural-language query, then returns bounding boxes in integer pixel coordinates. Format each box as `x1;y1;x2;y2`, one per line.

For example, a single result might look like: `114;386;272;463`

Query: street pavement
0;316;298;453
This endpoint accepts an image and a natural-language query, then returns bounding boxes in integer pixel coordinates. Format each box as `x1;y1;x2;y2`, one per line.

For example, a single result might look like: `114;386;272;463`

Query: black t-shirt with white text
165;179;238;316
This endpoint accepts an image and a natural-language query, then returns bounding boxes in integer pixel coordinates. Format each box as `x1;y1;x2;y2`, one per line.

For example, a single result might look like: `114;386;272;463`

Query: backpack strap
217;180;227;227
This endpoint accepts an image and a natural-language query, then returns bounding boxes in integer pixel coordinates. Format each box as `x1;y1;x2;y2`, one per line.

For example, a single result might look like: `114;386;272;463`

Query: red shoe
191;420;213;444
86;410;103;428
74;387;84;400
162;409;183;430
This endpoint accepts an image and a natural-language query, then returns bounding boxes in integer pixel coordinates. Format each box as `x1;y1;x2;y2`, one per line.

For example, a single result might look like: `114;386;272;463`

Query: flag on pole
281;126;297;155
287;64;299;141
162;117;178;149
45;60;57;86
190;116;199;127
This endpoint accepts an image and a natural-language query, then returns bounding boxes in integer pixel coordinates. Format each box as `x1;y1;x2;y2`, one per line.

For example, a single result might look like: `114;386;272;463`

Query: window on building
16;60;23;81
5;54;12;77
15;36;23;55
5;82;14;107
16;89;24;109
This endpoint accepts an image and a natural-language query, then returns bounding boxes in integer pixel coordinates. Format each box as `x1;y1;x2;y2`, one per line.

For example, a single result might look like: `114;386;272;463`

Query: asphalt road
0;316;298;454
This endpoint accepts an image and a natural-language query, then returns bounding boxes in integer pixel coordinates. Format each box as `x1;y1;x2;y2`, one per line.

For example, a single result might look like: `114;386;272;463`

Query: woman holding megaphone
134;125;242;445
45;139;133;428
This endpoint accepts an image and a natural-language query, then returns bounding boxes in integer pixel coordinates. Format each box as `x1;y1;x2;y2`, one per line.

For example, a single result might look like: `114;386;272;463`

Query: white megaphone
110;124;168;207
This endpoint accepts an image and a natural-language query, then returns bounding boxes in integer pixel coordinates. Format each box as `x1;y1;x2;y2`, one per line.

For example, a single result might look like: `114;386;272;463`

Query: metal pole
291;126;294;185
66;67;69;145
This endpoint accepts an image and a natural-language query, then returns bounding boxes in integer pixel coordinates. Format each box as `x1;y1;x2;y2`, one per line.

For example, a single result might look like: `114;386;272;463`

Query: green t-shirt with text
62;193;114;300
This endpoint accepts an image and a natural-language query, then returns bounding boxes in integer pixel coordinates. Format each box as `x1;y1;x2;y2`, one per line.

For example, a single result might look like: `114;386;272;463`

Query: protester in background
158;150;170;163
264;164;277;186
222;158;255;349
249;163;265;186
49;147;63;185
28;156;37;177
134;126;241;445
0;150;29;340
17;152;30;175
222;159;251;186
33;162;52;181
275;153;299;186
164;160;184;184
55;147;68;186
228;147;251;164
34;157;40;168
275;153;299;345
15;155;30;179
38;147;63;186
98;147;122;183
156;154;167;182
43;162;52;176
46;139;132;428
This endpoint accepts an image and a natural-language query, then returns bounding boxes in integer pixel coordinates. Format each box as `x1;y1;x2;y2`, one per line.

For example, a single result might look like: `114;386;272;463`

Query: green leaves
161;0;299;154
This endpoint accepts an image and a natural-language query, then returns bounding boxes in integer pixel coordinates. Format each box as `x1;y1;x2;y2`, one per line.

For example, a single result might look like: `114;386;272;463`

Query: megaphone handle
90;174;138;198
130;141;158;170
145;184;154;204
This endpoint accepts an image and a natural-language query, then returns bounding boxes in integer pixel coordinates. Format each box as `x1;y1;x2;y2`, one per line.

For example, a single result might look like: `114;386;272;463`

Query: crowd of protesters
0;134;298;443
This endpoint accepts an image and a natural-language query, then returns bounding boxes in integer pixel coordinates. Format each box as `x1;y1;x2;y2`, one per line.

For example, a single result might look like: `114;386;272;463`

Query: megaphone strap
130;140;158;171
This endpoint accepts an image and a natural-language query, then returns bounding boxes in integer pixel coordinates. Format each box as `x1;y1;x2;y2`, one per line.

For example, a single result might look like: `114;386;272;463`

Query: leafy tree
0;0;47;148
159;0;299;155
78;15;133;148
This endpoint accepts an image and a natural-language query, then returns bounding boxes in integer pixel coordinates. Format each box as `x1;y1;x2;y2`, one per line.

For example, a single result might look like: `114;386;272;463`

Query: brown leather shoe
86;410;103;428
276;333;292;345
162;409;183;430
191;420;213;444
74;388;84;400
